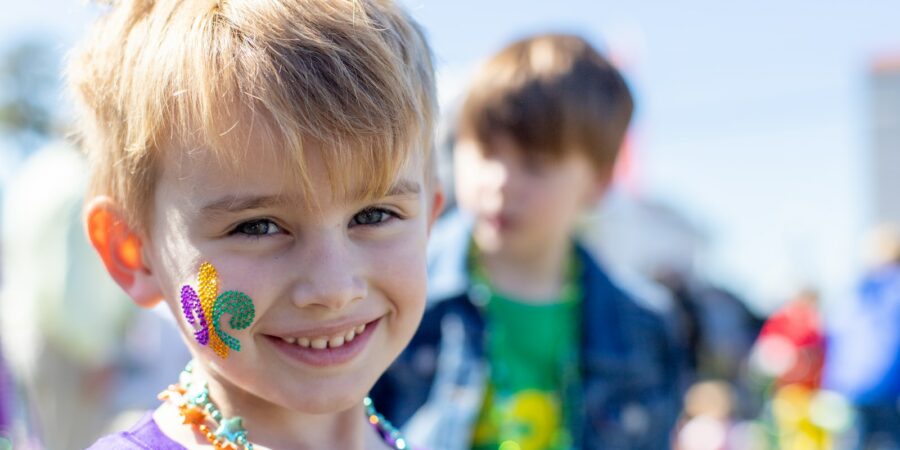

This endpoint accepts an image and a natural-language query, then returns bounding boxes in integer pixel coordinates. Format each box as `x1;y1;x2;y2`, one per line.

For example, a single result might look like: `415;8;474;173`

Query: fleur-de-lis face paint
180;262;256;359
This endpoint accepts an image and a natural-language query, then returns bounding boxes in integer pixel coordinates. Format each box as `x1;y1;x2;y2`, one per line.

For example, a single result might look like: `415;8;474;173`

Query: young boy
372;33;682;449
67;0;444;448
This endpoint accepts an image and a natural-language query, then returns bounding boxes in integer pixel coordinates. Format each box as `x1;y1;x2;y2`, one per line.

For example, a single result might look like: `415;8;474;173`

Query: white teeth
329;335;345;348
288;322;369;350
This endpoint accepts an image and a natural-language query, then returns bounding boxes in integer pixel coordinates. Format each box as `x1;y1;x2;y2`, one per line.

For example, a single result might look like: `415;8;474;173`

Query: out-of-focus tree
0;39;60;155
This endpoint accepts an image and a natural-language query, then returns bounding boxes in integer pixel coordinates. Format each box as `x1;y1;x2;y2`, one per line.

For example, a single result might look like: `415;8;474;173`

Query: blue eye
234;219;281;236
350;208;396;227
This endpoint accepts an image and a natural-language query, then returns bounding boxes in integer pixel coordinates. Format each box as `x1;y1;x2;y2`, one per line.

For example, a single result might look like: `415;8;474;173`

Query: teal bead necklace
158;361;408;449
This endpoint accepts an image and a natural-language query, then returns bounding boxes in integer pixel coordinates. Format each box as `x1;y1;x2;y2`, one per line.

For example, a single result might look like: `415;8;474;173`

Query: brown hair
458;33;633;174
67;0;436;232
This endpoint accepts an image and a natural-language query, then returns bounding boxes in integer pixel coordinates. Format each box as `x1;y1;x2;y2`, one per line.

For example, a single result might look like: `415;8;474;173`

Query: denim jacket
371;210;683;449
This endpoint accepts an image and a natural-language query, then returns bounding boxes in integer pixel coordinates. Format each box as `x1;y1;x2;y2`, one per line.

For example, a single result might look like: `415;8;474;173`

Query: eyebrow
382;179;421;197
344;179;423;203
200;195;287;216
199;179;422;216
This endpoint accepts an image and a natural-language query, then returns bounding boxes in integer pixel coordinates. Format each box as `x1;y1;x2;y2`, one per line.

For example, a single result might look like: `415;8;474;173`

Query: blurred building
870;55;900;225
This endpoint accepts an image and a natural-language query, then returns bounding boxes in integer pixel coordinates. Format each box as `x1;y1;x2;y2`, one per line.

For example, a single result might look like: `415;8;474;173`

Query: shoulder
575;244;674;350
575;244;666;321
88;434;152;450
87;412;185;450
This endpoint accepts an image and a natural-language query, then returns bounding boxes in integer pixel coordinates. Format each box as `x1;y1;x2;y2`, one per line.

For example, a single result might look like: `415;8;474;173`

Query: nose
290;231;367;311
482;158;509;193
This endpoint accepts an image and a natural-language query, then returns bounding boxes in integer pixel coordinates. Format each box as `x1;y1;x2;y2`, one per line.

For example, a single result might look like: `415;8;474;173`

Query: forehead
155;126;424;214
456;133;601;180
148;90;425;202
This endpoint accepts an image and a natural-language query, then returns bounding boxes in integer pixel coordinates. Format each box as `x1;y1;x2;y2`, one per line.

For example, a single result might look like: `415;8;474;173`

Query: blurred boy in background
374;33;683;450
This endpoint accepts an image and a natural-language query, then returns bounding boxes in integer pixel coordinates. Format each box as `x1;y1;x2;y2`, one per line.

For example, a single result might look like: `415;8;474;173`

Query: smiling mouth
485;214;515;230
264;318;380;367
278;322;368;349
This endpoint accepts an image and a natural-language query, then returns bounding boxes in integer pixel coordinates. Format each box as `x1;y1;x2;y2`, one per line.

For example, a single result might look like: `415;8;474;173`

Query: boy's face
455;133;605;259
143;136;436;414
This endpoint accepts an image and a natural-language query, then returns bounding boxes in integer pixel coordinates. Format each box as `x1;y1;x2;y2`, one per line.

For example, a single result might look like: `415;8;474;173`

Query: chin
292;386;367;414
271;371;378;414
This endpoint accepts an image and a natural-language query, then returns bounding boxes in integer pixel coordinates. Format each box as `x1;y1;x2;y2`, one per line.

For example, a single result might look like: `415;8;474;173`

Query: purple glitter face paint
181;285;209;345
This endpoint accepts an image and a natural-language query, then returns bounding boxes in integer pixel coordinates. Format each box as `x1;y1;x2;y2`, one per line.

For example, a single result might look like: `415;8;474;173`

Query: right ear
85;196;163;308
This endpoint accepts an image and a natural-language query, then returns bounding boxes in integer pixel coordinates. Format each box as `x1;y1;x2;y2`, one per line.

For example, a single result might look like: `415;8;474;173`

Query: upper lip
263;316;381;339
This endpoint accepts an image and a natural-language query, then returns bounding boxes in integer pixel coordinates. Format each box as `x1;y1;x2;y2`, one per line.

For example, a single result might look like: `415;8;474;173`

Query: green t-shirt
470;254;581;450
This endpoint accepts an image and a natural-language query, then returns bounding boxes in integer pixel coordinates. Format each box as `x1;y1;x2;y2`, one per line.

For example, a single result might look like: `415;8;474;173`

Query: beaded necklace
158;361;408;450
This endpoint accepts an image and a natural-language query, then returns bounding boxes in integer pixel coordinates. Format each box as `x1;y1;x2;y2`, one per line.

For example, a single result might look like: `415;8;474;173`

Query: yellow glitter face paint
180;262;256;359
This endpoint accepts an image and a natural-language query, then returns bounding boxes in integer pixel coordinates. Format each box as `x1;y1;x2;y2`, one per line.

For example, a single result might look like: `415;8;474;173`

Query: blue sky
3;0;899;312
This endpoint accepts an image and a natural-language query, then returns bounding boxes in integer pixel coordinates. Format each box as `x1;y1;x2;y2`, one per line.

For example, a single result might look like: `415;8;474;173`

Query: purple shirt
88;412;184;450
88;411;410;449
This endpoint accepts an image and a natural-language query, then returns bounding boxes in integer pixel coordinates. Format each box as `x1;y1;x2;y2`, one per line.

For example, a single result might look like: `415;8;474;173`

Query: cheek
454;160;484;210
210;259;285;319
151;245;200;306
365;231;429;312
148;207;206;292
518;177;562;209
523;180;584;226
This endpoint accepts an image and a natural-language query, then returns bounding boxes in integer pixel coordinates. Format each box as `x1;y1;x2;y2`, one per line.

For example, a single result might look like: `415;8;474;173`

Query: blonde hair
67;0;436;232
458;33;632;174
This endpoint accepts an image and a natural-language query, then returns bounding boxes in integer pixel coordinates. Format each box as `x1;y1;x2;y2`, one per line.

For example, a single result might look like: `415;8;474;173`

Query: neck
477;235;573;303
158;361;387;450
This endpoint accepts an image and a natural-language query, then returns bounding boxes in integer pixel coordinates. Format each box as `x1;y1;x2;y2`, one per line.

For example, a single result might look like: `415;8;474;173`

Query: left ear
84;196;165;308
426;186;445;234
